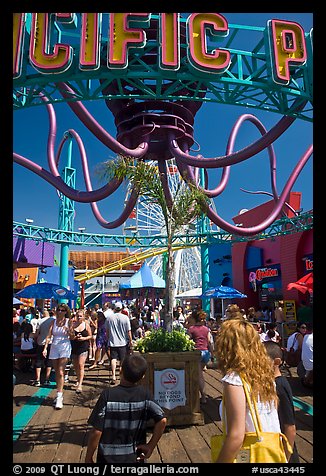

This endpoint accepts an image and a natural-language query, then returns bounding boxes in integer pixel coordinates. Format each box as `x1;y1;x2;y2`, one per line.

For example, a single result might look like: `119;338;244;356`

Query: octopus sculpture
13;18;313;237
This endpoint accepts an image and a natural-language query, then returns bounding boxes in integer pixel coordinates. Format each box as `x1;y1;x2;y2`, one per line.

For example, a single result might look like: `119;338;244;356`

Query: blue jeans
201;350;211;365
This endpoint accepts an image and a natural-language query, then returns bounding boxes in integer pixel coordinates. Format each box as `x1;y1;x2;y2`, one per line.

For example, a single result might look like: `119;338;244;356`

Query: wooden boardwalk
13;358;313;464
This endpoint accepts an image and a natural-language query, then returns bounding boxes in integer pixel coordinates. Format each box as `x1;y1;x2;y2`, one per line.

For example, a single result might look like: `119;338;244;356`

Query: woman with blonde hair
214;318;282;463
224;304;243;321
70;309;93;393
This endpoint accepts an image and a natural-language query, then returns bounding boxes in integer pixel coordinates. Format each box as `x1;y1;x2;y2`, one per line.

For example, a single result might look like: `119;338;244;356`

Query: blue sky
13;13;313;256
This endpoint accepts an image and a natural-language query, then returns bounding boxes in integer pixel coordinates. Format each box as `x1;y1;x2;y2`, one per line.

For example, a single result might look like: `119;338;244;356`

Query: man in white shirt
301;322;313;388
105;302;132;384
30;312;41;333
103;302;115;319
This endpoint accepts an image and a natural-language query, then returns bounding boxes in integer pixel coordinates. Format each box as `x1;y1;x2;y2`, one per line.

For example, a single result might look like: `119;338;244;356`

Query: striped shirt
88;384;165;463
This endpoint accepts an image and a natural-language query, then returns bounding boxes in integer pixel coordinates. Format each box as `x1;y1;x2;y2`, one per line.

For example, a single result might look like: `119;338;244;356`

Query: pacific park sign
13;13;312;87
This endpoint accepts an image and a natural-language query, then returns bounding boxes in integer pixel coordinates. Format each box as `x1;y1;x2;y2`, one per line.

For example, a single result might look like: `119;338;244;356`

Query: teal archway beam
13;211;313;249
13;15;312;122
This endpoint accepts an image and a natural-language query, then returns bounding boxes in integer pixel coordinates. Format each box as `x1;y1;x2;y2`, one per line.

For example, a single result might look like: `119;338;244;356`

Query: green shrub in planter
134;328;196;353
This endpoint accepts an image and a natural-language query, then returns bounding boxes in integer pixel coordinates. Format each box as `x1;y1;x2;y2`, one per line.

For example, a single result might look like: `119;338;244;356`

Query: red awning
287;272;313;293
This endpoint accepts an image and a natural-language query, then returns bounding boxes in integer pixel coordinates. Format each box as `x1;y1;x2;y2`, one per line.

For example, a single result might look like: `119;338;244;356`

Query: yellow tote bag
211;377;292;463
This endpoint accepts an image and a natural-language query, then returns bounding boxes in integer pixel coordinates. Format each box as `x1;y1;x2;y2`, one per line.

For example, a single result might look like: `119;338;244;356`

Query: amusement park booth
230;192;313;315
119;262;166;308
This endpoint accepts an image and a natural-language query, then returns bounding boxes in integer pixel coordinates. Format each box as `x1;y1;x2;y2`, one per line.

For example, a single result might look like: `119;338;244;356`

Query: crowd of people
13;298;313;463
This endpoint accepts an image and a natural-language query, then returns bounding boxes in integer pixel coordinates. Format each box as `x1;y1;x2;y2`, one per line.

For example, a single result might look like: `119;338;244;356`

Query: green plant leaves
134;328;195;353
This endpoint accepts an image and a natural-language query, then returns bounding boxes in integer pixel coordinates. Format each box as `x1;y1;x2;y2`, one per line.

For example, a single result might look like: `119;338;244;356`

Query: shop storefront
248;265;283;311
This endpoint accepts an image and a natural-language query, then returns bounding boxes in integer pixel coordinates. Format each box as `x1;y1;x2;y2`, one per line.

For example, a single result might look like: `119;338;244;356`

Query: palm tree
97;156;209;330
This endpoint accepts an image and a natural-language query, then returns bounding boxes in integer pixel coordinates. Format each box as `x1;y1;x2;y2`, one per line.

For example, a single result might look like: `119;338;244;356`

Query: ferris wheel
122;158;219;295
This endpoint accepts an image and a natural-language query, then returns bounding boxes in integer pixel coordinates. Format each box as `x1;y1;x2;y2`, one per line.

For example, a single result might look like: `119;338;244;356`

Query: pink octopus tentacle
204;145;313;236
157;160;173;209
89;188;139;229
175;136;312;236
13;152;118;202
191;156;229;195
56;129;121;196
14;94;123;202
176;114;279;201
169;99;306;168
56;82;149;158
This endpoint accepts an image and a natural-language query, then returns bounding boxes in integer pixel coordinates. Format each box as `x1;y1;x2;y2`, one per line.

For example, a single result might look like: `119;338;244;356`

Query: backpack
285;333;301;367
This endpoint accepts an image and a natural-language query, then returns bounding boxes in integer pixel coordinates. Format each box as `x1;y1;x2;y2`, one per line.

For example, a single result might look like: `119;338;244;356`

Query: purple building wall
13;237;55;267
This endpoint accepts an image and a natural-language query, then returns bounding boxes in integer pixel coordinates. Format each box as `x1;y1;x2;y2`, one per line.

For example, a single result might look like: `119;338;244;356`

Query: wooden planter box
137;350;204;426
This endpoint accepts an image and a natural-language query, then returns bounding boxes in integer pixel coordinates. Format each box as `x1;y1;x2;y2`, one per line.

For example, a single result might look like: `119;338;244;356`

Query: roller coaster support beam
199;168;211;315
58;134;75;302
13;211;313;248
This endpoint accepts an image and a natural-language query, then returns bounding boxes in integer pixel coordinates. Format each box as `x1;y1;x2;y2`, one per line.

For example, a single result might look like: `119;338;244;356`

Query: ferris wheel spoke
123;158;203;294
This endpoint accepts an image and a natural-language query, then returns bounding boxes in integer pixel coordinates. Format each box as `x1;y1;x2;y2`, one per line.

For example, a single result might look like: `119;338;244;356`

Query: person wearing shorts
70;309;92;393
32;310;55;386
187;309;214;404
105;302;132;385
43;304;73;409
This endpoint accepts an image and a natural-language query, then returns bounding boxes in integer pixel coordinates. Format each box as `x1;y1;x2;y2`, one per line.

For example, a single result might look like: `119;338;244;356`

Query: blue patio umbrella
201;285;247;317
16;282;78;301
202;285;247;299
119;262;166;289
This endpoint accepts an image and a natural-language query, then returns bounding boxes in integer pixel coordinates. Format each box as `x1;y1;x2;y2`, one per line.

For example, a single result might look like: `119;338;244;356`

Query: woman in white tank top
214;318;285;463
43;304;73;409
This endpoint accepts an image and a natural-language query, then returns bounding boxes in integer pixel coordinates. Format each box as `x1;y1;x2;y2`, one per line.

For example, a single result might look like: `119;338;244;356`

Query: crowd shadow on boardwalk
13;358;313;464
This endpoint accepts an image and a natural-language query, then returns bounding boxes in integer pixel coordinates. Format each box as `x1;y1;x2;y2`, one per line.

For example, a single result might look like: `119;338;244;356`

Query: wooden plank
154;428;191;463
295;437;314;463
19;445;59;463
13;395;58;459
176;426;211;463
146;444;161;463
12;354;313;465
55;441;84;463
296;429;313;446
295;409;313;432
54;405;91;462
202;398;222;427
13;439;34;459
197;419;222;448
13;381;41;416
